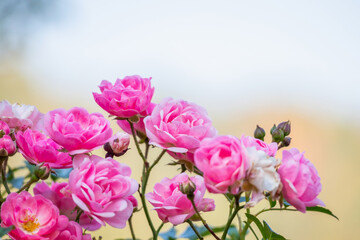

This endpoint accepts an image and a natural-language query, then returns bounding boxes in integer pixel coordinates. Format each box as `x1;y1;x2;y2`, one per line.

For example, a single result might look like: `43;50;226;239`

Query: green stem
248;225;259;240
186;220;204;240
222;195;244;240
0;158;10;194
128;215;136;240
75;209;84;223
189;198;220;240
17;176;38;193
156;222;165;236
139;149;166;240
128;120;146;163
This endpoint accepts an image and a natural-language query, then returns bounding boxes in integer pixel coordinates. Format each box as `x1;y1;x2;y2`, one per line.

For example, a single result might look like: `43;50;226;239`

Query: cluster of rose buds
0;75;331;240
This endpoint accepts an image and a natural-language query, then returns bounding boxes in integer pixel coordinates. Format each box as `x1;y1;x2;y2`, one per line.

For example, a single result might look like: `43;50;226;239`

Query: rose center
22;216;40;233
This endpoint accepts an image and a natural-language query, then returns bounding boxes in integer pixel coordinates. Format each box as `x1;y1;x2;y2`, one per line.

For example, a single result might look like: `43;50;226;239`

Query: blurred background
1;0;359;239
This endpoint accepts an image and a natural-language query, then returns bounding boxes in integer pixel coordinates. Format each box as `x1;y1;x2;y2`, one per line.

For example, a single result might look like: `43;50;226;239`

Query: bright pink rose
278;148;325;213
194;135;250;194
241;135;278;157
117;102;156;139
69;154;138;229
1;191;68;240
0;100;44;132
16;129;72;168
34;181;101;231
146;173;215;225
144;98;217;161
44;107;112;155
0;135;16;156
55;221;91;240
93;75;154;119
0;120;10;135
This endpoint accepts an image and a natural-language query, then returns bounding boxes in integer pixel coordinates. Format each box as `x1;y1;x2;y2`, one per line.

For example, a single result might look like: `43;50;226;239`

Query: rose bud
34;164;51;180
254;125;266;140
0;135;16;157
271;128;284;143
104;132;130;158
277;121;291;136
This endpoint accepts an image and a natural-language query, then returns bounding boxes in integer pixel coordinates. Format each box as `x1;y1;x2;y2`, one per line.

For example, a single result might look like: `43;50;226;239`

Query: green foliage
0;226;13;237
306;206;339;220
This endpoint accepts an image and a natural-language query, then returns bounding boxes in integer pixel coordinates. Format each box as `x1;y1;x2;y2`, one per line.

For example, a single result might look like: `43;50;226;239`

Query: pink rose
278;148;325;213
93;75;154;119
44;107;112;155
69;154;138;229
104;132;130;158
117;102;156;139
0;120;10;135
241;135;278;157
144;98;217;162
0;100;44;132
194;135;250;194
34;181;101;231
16;129;72;168
1;191;68;240
146;173;215;225
55;221;91;240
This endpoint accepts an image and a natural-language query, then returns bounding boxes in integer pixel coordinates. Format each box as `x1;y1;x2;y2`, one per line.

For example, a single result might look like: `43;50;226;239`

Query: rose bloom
54;221;91;240
44;107;112;155
69;154;138;229
146;173;215;225
0;135;16;156
194;135;250;194
243;147;281;208
93;75;154;119
1;191;68;240
278;148;325;213
0;100;44;132
34;181;101;231
117;102;156;139
144;98;216;162
16;129;72;169
241;135;278;157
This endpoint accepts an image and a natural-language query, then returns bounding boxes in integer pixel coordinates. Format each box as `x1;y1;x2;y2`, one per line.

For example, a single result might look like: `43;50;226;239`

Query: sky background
1;1;359;239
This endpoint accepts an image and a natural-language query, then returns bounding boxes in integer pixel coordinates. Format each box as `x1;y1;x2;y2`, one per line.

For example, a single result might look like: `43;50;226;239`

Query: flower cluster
0;76;332;240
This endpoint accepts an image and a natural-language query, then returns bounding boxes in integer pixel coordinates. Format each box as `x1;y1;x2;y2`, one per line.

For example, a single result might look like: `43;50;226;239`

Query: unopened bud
104;132;130;157
0;135;16;156
282;137;291;147
180;179;196;197
34;164;51;180
272;128;284;143
270;124;277;135
254;125;266;140
277;121;291;136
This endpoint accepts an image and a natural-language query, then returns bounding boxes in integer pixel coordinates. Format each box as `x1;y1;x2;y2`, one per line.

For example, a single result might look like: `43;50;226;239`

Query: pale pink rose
278;148;325;213
93;75;154;119
241;135;278;157
44;107;112;155
0;100;44;132
104;132;130;158
146;173;215;225
34;181;101;231
243;147;281;208
16;129;72;169
0;120;10;135
194;135;250;194
54;221;91;240
144;98;217;162
1;191;68;240
0;135;16;156
69;154;138;229
117;103;156;139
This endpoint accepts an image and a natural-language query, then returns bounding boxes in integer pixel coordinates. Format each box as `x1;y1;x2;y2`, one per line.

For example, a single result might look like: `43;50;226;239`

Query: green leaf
263;221;286;240
245;213;267;239
0;226;13;237
306;206;339;220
